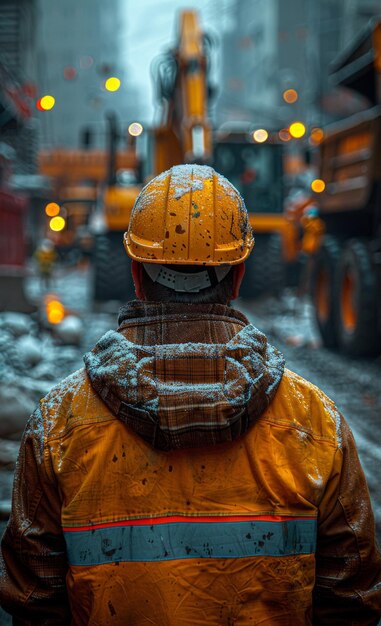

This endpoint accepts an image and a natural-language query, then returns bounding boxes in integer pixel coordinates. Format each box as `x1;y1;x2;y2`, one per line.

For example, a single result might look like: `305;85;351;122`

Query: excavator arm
152;10;212;173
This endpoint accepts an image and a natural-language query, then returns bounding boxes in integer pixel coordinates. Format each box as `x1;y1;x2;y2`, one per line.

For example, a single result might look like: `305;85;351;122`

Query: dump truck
310;19;381;356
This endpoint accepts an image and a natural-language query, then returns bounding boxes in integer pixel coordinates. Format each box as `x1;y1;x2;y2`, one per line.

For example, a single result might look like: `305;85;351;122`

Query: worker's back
1;165;380;625
11;300;374;625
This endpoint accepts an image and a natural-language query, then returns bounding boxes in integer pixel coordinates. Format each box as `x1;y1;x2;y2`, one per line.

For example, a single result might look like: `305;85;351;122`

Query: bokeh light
283;88;298;103
38;95;56;111
80;55;94;69
63;66;77;80
45;202;60;217
45;298;65;325
105;77;121;92
279;128;291;141
128;122;143;136
49;216;66;231
252;129;268;143
289;121;306;138
311;179;326;193
310;127;325;145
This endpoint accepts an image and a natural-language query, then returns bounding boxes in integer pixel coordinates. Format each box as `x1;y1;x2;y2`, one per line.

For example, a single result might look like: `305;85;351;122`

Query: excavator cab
213;133;284;215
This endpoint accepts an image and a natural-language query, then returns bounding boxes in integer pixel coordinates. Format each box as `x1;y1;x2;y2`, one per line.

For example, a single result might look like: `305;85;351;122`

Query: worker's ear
131;260;145;300
231;263;245;300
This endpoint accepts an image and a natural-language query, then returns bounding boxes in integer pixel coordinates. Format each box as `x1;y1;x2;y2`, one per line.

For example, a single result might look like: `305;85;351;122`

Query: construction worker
1;164;380;624
34;237;57;290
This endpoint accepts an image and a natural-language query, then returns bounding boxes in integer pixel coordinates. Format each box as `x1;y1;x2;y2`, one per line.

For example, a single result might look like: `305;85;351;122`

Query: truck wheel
266;233;285;296
335;239;380;356
240;234;285;298
93;232;134;302
311;235;341;348
239;235;268;298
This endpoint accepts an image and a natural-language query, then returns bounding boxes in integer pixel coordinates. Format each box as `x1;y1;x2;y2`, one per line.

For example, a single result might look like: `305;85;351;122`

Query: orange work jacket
1;301;380;625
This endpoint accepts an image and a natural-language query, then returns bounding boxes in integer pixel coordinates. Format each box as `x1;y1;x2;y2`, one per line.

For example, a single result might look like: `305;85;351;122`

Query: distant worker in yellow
1;165;381;624
34;237;57;290
301;202;325;256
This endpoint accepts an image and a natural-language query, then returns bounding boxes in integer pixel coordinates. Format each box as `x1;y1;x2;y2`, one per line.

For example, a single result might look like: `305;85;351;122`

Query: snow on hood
83;301;285;450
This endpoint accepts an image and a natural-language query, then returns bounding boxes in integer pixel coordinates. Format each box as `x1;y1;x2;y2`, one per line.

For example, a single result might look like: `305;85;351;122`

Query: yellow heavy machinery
212;130;299;296
149;9;299;297
38;112;142;300
309;19;381;356
40;9;300;302
149;10;213;171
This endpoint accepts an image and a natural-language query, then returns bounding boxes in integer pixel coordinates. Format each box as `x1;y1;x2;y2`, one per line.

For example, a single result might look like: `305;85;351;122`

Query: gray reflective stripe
64;519;317;566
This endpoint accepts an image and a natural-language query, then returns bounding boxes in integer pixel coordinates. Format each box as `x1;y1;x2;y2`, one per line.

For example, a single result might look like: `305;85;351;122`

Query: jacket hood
84;301;285;450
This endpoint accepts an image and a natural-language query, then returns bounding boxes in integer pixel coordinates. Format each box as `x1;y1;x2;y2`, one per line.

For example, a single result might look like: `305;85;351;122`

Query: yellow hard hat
124;164;254;266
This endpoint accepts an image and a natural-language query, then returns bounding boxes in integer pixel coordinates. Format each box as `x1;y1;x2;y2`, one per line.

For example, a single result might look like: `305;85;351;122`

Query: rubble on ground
0;310;84;450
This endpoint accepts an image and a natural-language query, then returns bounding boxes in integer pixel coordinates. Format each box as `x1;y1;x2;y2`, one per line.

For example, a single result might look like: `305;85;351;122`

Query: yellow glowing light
289;121;306;138
40;95;56;110
105;77;121;92
310;127;325;144
311;178;326;193
49;216;66;232
283;89;298;104
253;129;268;143
46;299;65;325
128;122;143;137
279;128;291;142
45;202;60;217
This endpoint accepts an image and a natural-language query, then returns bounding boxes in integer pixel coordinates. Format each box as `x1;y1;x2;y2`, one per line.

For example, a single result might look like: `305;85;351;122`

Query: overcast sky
123;0;235;122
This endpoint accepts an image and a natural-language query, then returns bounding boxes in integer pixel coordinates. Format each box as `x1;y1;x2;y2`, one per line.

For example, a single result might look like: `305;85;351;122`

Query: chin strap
143;263;231;293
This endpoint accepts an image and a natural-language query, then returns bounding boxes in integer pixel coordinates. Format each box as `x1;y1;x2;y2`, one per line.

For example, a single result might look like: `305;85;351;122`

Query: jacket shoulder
39;367;112;441
265;367;342;447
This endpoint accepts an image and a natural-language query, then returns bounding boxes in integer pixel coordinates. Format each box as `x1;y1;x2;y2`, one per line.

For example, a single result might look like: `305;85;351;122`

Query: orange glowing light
311;179;326;193
289;121;306;138
105;77;121;92
46;299;65;325
49;216;66;232
283;89;298;103
45;202;60;217
310;127;325;144
253;129;268;143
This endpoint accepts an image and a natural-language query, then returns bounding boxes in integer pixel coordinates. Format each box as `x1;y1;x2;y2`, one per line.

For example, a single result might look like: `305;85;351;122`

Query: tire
335;238;381;356
240;235;268;298
93;231;135;302
240;234;285;299
311;235;341;348
266;233;286;296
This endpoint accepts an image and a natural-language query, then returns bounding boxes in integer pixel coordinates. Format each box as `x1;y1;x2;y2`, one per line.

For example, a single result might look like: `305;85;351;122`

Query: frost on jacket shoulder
40;301;340;454
82;301;286;450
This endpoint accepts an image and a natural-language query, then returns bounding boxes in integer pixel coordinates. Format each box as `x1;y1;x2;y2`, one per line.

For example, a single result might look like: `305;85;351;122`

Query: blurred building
217;0;279;128
36;0;141;150
217;0;381;130
0;0;38;173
